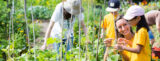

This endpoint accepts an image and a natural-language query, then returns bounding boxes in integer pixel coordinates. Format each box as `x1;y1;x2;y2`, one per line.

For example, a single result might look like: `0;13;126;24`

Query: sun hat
124;5;145;21
63;0;83;15
106;0;120;12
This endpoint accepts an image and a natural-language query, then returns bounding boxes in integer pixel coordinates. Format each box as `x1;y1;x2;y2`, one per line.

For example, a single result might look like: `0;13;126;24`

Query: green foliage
29;23;40;42
14;49;57;61
0;0;160;61
27;6;52;20
0;0;10;39
107;48;120;61
46;37;61;46
26;0;61;20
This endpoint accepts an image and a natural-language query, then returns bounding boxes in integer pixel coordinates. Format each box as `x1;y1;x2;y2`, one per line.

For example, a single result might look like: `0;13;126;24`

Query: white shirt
50;3;84;39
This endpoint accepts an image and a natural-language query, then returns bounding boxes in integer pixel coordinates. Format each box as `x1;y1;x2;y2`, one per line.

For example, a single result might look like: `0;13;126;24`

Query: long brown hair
115;15;134;38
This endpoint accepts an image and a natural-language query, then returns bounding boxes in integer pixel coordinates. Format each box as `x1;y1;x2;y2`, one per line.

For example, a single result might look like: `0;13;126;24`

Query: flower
153;3;156;6
142;0;147;5
46;1;50;5
16;21;19;23
2;22;4;25
17;28;21;31
148;3;151;6
141;2;145;6
17;14;23;19
20;30;24;33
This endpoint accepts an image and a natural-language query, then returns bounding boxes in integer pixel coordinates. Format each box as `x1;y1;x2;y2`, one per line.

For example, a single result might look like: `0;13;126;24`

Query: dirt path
39;21;49;36
35;20;53;49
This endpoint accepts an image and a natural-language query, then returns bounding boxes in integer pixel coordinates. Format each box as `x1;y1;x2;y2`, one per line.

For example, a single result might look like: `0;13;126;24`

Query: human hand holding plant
114;38;127;51
103;38;113;47
40;38;47;50
117;38;127;45
85;35;91;44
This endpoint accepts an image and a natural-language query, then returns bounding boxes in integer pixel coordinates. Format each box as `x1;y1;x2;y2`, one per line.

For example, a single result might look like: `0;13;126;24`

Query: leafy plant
27;6;52;20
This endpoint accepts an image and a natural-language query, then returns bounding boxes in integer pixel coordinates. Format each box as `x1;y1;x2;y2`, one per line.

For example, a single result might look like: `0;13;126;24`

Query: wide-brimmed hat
124;5;145;20
63;0;83;15
106;0;120;12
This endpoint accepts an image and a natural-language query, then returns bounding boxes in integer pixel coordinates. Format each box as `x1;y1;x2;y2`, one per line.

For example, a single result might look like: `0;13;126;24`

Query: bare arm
151;39;155;46
101;28;106;38
44;21;55;45
81;20;87;36
123;44;143;53
40;21;55;50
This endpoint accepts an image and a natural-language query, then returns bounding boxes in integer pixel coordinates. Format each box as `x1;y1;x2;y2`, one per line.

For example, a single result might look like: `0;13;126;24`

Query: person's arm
123;44;143;53
101;28;106;38
156;12;160;33
40;21;55;50
101;16;107;38
81;20;92;44
81;20;87;36
151;39;155;46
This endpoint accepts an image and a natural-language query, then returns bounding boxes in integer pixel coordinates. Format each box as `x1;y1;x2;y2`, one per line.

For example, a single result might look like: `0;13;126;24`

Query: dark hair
136;15;150;32
63;8;71;20
115;15;134;38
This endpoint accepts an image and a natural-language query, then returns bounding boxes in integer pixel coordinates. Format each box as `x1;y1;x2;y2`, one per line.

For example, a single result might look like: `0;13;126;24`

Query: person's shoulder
104;13;112;19
105;13;112;16
55;3;63;10
138;27;147;33
146;10;159;15
57;3;63;7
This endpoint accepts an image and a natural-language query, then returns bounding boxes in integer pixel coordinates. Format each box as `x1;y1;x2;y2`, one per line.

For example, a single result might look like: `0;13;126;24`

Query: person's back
41;0;87;51
145;10;160;25
145;10;160;33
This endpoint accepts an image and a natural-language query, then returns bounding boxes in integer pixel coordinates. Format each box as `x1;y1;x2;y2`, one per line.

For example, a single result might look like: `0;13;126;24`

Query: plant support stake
96;9;102;61
31;1;36;61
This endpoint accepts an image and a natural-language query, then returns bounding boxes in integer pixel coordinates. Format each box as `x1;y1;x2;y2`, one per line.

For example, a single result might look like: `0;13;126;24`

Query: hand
117;38;127;46
114;44;125;51
40;44;46;50
103;38;113;47
100;33;104;38
40;38;47;50
85;40;91;44
85;36;91;44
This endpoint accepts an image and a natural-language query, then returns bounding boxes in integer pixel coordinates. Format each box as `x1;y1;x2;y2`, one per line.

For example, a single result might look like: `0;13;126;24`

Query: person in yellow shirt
102;0;120;60
102;0;120;46
114;15;134;61
116;5;151;61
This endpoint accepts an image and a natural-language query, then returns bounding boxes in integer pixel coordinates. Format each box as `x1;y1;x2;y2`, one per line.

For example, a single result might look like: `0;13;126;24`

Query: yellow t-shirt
121;38;133;61
131;27;151;61
122;49;131;61
101;13;117;45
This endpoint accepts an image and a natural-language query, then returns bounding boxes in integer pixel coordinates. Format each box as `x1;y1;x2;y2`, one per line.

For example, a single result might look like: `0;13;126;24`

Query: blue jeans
53;35;74;53
53;35;74;61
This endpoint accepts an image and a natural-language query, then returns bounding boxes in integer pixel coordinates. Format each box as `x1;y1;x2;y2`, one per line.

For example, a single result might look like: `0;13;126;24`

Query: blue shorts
148;30;154;40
